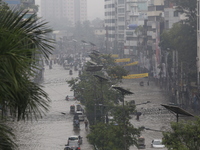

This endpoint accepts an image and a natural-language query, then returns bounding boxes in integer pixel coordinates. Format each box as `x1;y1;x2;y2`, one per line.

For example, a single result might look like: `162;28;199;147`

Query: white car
67;135;82;145
64;141;81;150
75;111;85;121
151;139;165;148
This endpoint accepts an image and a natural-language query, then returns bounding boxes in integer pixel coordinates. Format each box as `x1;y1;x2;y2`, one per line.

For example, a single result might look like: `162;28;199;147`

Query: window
118;0;124;4
118;34;124;39
174;11;179;17
118;17;124;21
118;8;124;13
118;26;124;30
126;31;133;35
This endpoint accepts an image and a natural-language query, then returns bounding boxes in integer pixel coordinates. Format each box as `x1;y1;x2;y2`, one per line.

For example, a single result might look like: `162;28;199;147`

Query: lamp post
86;65;103;124
112;86;133;150
93;75;108;122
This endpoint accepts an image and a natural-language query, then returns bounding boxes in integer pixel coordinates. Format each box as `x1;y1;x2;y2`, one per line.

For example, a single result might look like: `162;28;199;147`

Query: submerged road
11;61;177;150
11;63;92;150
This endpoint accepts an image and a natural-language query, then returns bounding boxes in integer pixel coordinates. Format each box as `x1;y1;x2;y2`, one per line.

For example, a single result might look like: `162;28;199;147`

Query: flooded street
11;63;92;150
121;79;175;150
10;62;175;150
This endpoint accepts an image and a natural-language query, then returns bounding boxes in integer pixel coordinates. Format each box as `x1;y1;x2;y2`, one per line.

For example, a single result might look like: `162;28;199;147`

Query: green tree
0;122;17;150
163;117;200;150
0;7;53;150
67;54;128;124
87;105;141;150
160;0;197;81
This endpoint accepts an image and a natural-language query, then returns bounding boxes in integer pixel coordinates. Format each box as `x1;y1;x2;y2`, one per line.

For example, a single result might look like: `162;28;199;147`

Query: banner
123;73;148;79
115;58;131;62
124;61;138;66
111;54;119;58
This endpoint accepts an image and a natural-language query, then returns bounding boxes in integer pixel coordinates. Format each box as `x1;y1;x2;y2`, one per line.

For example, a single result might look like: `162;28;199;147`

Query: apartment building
104;0;117;53
40;0;87;27
146;0;164;77
124;0;140;56
3;0;21;8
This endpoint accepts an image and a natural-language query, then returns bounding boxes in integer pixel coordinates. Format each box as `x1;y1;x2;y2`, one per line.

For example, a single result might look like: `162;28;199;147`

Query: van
75;111;84;121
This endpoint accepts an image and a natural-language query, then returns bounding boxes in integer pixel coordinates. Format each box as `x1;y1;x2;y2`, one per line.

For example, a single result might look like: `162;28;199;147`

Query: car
67;135;82;145
75;111;85;121
64;141;81;150
151;139;165;148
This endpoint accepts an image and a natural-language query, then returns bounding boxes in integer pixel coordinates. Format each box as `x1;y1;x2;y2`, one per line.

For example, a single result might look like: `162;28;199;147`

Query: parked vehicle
70;105;75;114
151;139;165;148
75;111;84;121
138;136;145;149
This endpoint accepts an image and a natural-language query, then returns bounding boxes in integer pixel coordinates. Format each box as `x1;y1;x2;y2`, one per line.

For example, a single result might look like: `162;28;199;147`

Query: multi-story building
104;0;117;53
124;0;139;56
40;0;87;28
3;0;21;8
146;0;164;77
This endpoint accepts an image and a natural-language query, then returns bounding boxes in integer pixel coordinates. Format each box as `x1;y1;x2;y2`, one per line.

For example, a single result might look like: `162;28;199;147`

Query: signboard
115;58;131;62
111;54;119;58
124;61;138;66
123;73;148;79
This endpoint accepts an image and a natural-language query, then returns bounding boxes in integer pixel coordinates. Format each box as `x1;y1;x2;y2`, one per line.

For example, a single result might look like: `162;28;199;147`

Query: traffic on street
11;56;175;150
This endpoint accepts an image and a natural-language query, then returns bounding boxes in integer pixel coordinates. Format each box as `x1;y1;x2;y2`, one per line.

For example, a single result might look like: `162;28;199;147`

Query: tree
0;6;53;150
67;54;128;125
160;0;197;82
0;122;17;150
162;117;200;150
87;104;141;150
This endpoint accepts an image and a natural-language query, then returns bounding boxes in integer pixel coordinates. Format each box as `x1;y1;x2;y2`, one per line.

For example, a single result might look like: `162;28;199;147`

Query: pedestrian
65;95;69;101
84;119;88;129
136;112;142;121
147;80;149;86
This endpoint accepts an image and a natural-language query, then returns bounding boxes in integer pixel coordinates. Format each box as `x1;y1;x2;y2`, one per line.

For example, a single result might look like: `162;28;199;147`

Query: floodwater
10;64;92;150
10;62;176;150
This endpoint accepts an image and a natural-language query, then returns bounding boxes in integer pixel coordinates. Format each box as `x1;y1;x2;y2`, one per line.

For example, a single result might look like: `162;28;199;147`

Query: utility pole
176;50;179;105
105;25;108;54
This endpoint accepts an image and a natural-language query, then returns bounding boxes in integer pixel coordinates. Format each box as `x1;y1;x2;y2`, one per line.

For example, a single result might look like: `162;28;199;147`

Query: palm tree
0;5;54;150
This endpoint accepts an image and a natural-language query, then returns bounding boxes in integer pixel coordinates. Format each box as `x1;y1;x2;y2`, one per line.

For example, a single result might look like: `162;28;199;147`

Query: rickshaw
73;119;80;130
138;136;145;149
70;105;75;114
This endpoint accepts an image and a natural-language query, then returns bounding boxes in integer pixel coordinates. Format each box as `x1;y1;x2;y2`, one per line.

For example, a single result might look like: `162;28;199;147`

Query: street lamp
93;75;108;122
86;65;103;124
112;86;133;150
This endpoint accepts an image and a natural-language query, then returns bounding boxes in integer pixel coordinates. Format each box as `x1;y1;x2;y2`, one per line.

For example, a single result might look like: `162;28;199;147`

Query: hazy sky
87;0;104;20
35;0;104;20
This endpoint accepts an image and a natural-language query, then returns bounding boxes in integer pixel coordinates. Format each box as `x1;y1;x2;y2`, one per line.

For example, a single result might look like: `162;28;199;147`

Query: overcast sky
35;0;104;20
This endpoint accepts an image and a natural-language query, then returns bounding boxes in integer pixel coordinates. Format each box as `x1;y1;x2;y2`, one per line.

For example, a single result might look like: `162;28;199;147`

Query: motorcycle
69;70;73;75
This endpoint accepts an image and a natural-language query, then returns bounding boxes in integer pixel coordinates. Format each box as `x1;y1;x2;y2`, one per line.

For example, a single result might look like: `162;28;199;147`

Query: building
104;0;117;53
40;0;87;28
3;0;21;8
